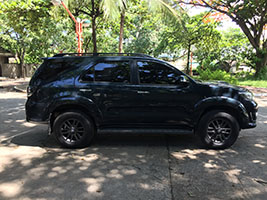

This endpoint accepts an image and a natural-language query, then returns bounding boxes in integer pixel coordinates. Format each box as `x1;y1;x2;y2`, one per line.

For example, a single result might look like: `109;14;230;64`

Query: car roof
53;53;152;58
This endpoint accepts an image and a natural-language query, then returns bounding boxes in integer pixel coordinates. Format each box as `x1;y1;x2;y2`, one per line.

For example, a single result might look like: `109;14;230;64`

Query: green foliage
0;0;264;82
195;28;253;73
0;0;56;77
197;68;238;85
237;66;267;81
237;80;267;88
256;66;267;80
177;0;267;76
157;11;221;73
0;0;78;64
123;1;164;55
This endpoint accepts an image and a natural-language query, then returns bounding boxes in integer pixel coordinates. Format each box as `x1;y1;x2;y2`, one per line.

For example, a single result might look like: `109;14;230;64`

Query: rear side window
82;61;130;83
37;58;86;80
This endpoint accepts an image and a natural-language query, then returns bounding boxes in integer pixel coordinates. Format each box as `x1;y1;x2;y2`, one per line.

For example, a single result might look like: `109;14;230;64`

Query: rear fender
48;96;102;126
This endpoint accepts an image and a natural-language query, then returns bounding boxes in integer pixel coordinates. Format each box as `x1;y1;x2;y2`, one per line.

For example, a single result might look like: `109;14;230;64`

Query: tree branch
78;9;92;17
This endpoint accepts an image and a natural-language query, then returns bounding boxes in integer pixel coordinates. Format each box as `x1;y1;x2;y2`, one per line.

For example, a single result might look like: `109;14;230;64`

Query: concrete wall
0;57;4;76
2;63;20;78
1;63;36;78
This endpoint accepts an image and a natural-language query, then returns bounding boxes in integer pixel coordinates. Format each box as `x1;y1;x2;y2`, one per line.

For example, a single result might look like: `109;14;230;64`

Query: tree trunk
119;10;125;53
91;0;97;53
237;21;266;77
91;17;97;53
255;49;267;77
186;44;191;74
18;58;25;78
17;48;26;78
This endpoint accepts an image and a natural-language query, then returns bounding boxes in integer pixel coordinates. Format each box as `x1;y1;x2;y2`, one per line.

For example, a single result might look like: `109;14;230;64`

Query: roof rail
53;53;152;58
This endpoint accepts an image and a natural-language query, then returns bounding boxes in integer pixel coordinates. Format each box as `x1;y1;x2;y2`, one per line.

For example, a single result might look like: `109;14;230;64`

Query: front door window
137;61;181;85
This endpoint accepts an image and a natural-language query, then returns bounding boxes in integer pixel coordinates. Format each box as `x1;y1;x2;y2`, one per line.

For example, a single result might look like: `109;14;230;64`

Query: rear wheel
53;111;95;148
198;111;239;149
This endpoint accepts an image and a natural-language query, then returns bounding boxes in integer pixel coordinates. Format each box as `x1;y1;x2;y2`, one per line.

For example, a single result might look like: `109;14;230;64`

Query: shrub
197;68;238;84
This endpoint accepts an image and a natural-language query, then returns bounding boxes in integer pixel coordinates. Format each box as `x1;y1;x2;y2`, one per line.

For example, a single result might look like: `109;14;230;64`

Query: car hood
199;81;249;92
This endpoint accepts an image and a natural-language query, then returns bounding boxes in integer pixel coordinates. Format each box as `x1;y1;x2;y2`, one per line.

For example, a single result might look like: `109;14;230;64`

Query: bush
236;66;267;81
197;68;238;84
235;71;254;79
255;66;267;80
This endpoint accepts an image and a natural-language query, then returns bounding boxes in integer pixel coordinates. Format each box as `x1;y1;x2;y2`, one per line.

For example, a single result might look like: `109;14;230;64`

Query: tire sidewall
53;112;94;148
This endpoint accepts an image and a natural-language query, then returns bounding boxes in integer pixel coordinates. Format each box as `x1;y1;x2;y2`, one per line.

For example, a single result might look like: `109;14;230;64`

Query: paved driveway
0;91;267;200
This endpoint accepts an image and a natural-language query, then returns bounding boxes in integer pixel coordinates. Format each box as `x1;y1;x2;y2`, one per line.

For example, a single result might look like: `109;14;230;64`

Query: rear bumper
25;98;49;124
26;117;49;124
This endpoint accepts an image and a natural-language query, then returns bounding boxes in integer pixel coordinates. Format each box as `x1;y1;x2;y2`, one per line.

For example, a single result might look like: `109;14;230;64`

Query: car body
26;53;258;149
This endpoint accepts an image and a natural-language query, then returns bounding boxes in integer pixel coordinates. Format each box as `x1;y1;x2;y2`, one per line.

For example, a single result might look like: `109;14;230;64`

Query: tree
64;0;104;53
0;0;52;77
101;0;127;52
157;12;221;74
101;0;177;53
176;0;267;77
124;1;165;55
194;28;253;72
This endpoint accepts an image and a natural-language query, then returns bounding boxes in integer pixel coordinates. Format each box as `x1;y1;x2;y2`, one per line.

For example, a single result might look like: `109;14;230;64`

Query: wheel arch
194;97;248;132
48;97;102;132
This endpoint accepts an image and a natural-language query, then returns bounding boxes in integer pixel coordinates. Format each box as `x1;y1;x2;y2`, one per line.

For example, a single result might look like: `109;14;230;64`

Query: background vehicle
26;53;257;149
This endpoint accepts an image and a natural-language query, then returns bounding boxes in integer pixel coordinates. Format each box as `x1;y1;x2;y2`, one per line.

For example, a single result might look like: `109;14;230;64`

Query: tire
197;111;240;149
53;111;95;148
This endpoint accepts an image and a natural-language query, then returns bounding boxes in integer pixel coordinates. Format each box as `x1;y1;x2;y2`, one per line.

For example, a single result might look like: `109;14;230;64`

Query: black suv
26;53;257;149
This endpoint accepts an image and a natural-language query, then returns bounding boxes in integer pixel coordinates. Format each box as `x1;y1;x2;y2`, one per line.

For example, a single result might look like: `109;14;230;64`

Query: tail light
27;86;37;97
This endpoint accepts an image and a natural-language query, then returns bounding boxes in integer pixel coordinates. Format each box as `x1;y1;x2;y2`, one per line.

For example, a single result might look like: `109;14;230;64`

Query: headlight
239;91;253;100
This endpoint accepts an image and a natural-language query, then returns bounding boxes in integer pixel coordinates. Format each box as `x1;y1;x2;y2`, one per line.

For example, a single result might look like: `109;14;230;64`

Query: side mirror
82;73;94;82
178;75;187;83
177;75;189;86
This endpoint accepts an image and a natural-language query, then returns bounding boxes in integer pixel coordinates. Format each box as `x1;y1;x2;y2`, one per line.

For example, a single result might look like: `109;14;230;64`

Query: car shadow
8;129;202;149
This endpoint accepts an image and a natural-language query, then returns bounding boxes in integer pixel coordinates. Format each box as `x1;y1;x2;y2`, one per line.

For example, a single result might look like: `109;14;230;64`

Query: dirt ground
0;89;267;200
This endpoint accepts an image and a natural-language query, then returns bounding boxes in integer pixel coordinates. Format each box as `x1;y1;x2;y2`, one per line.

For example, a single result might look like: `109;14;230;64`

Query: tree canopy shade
175;0;267;76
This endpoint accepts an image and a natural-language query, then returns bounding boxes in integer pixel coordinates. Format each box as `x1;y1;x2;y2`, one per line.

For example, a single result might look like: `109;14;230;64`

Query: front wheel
53;111;95;148
198;111;240;149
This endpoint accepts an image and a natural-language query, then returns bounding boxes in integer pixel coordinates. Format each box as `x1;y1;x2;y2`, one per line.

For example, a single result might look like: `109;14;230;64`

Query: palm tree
101;0;177;53
58;0;177;53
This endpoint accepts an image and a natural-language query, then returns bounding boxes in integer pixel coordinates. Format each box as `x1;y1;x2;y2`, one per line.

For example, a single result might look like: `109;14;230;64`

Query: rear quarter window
36;58;87;81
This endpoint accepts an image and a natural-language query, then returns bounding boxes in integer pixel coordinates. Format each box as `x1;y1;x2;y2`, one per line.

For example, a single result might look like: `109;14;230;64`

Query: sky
187;6;240;31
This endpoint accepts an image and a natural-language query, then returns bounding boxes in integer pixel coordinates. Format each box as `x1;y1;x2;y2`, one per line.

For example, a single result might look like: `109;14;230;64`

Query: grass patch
237;80;267;88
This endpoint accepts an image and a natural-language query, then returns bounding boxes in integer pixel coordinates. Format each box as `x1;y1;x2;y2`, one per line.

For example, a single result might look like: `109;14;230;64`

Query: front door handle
137;91;150;94
80;88;92;92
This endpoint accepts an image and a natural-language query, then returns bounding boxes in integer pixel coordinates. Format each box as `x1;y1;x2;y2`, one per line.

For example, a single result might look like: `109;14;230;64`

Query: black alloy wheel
60;118;85;143
205;118;232;146
53;111;95;148
198;111;239;149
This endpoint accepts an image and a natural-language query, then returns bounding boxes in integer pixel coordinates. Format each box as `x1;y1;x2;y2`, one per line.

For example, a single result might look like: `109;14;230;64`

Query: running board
98;128;193;135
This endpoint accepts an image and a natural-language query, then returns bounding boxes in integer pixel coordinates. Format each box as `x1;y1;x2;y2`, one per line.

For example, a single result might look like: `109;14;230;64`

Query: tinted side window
37;58;86;80
82;61;131;83
137;61;179;85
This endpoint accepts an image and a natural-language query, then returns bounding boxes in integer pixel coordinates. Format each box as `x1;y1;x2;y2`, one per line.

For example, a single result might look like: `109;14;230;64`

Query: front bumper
241;100;258;129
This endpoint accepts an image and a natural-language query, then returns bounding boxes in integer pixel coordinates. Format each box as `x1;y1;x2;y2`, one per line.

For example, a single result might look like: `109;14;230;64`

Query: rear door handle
137;91;150;94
